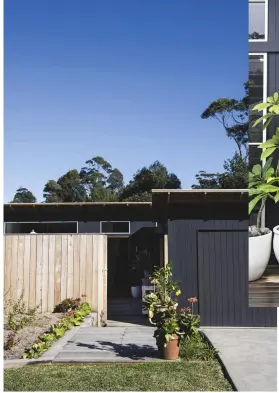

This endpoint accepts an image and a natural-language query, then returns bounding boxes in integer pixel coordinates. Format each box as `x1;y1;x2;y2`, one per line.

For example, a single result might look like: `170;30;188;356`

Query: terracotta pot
162;334;180;360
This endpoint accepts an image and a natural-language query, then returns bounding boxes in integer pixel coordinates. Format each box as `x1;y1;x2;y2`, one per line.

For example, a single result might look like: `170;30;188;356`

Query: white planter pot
273;226;279;263
131;286;142;299
249;231;272;281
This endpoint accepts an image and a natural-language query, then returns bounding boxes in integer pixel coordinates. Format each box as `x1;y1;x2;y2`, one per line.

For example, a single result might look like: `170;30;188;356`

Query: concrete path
202;328;277;392
52;325;161;363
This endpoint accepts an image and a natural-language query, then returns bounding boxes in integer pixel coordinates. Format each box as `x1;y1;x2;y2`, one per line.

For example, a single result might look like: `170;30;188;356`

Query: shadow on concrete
76;340;159;360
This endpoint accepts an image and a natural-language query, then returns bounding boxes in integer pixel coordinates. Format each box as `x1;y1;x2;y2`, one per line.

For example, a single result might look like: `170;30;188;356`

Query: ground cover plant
4;362;233;391
4;293;91;360
3;291;62;359
24;300;91;359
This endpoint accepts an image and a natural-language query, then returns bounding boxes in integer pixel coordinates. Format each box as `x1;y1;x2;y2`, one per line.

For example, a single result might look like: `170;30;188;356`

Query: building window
4;222;78;234
249;0;268;41
249;53;267;166
100;221;130;234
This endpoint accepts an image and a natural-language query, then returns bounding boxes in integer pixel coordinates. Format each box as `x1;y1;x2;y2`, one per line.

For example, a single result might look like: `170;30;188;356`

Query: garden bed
4;312;63;360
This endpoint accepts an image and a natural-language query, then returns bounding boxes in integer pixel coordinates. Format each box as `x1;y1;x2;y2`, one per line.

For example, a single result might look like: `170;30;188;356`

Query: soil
4;312;63;360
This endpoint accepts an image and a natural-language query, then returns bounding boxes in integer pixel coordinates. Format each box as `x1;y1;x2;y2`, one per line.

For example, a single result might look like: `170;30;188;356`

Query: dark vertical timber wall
249;0;279;257
168;219;277;327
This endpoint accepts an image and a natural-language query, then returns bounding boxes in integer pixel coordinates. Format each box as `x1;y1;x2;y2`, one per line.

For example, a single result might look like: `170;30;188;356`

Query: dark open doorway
107;228;163;324
107;237;130;299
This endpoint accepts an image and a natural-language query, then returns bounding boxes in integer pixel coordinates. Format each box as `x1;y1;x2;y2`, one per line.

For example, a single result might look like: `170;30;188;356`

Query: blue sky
4;0;248;202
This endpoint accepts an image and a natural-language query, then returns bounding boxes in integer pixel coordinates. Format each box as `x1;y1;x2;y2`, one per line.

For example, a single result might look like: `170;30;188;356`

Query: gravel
249;225;271;237
4;312;63;360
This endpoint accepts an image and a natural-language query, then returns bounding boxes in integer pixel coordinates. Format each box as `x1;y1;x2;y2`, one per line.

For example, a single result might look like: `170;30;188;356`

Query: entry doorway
107;237;130;299
107;229;163;322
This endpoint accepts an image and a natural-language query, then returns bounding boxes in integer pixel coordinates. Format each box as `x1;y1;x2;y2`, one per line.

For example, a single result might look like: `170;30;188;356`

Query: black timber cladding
249;0;279;234
4;203;154;222
153;190;277;327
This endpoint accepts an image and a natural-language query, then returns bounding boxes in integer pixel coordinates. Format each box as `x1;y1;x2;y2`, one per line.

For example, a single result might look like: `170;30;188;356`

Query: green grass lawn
4;362;232;391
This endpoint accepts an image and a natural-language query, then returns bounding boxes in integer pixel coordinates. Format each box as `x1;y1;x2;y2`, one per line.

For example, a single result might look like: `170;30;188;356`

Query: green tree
192;83;248;189
43;170;87;202
192;154;248;189
11;187;37;203
79;156;124;201
120;161;181;201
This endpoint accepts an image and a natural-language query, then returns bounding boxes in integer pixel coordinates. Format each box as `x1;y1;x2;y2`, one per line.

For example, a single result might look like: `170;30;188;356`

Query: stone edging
4;312;97;369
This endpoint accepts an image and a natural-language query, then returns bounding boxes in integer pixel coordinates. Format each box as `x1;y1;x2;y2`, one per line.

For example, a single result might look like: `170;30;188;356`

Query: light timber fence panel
23;236;31;307
48;235;55;312
4;234;107;326
73;235;80;299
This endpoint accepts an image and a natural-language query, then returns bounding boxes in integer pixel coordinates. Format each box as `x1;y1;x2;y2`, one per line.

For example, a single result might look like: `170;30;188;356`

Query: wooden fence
4;234;107;326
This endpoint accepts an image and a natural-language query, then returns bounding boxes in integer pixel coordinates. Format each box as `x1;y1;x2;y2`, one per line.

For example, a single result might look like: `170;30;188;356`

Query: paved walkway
202;328;277;392
53;325;161;363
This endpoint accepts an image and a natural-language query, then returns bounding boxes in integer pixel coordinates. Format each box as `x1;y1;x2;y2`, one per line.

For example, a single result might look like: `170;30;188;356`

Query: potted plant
151;298;200;360
252;93;279;264
248;158;277;281
142;262;180;323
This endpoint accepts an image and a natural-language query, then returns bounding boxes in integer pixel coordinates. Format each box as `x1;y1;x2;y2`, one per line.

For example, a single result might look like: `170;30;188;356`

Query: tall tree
79;156;124;201
43;170;87;202
11;187;37;203
192;83;249;189
192;154;248;189
120;160;181;201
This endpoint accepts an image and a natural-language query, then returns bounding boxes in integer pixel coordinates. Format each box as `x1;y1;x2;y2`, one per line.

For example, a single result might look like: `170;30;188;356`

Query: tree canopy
11;187;37;203
193;83;248;189
13;157;182;203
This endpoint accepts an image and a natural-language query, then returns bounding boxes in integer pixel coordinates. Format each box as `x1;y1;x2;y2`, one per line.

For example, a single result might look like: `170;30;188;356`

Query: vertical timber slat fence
4;234;107;326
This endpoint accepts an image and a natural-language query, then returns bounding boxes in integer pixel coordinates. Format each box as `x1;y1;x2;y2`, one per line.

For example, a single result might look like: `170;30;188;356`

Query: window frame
248;53;267;148
100;221;130;235
3;221;78;234
248;52;268;228
249;0;268;43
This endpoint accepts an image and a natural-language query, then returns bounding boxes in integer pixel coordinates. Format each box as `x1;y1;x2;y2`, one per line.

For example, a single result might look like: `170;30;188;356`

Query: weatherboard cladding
168;219;277;327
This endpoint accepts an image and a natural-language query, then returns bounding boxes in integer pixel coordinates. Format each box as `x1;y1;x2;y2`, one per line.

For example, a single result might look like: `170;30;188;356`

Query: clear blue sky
4;0;248;202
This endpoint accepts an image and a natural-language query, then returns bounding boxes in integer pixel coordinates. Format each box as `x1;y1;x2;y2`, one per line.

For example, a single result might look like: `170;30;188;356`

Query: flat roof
152;189;247;194
152;189;247;207
5;201;152;207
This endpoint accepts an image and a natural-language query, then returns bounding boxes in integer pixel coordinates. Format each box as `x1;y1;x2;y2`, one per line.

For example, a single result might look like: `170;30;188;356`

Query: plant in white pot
253;92;279;263
248;158;279;281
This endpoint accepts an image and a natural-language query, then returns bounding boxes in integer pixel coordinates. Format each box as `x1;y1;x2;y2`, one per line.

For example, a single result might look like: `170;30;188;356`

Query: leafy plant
249;158;279;231
24;301;92;359
249;92;279;228
143;262;181;320
53;297;81;313
179;332;218;361
152;299;200;348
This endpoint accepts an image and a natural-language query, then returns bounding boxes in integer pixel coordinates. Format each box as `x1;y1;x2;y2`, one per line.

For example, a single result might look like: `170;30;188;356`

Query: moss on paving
4;361;232;391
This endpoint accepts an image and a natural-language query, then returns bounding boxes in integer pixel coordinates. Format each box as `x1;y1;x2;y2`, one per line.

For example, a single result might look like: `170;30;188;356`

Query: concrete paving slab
52;326;158;363
202;328;277;392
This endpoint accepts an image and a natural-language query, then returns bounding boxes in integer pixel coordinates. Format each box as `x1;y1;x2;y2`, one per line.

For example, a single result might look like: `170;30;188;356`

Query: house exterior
4;189;277;327
249;0;279;262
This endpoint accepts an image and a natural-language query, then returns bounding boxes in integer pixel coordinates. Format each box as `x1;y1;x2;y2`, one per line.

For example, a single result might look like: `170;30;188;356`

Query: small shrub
53;297;81;313
179;333;218;361
4;332;17;350
7;291;39;332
